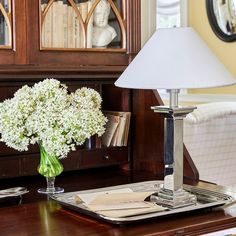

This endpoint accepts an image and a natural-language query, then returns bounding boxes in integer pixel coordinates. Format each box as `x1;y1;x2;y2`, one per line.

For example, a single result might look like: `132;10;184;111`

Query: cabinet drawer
0;147;129;179
78;147;129;169
0;156;20;178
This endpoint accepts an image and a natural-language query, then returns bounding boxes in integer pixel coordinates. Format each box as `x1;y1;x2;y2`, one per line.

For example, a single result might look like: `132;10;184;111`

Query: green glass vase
37;144;64;194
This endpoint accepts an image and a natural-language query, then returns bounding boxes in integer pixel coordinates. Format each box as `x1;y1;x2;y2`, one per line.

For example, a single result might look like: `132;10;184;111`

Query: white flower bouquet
0;79;107;159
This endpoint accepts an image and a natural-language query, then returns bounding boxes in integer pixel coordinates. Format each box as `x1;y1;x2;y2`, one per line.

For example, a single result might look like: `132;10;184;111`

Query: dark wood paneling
21;153;39;176
102;84;130;111
0;65;126;80
132;90;164;175
0;156;20;177
127;0;141;55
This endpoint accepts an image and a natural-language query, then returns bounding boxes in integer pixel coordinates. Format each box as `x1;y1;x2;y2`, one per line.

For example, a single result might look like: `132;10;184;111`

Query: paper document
75;189;167;218
88;201;157;211
97;205;166;218
89;192;155;205
75;188;133;205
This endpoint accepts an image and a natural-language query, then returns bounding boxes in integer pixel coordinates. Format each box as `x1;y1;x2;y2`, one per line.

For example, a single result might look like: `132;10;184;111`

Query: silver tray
51;181;233;224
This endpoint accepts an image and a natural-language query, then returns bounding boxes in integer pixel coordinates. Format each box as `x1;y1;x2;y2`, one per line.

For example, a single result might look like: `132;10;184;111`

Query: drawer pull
104;155;110;160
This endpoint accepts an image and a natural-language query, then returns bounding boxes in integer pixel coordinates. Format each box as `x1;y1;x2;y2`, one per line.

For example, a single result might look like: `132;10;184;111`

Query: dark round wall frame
206;0;236;42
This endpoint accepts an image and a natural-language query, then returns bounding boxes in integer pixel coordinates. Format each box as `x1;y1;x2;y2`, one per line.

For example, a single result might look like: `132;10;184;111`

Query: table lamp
115;27;235;208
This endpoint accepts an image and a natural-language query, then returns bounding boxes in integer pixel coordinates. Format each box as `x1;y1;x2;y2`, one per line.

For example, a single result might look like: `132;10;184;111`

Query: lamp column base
151;105;197;208
151;188;197;208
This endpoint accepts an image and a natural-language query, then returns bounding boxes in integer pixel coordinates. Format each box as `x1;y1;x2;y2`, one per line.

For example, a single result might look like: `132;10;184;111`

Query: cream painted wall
188;0;236;94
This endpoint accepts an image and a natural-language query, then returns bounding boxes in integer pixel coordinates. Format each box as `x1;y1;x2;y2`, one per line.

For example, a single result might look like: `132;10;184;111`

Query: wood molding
127;0;141;55
0;65;128;81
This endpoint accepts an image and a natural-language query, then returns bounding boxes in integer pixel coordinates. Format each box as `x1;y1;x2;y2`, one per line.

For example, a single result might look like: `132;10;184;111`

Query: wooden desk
0;168;236;236
1;200;236;236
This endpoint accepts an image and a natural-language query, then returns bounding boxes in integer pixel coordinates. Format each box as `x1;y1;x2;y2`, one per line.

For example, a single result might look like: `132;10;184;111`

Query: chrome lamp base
152;188;197;208
152;94;197;208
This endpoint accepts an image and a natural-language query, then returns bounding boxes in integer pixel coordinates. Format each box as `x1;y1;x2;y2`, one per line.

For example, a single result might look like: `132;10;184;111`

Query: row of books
102;111;131;147
41;1;93;48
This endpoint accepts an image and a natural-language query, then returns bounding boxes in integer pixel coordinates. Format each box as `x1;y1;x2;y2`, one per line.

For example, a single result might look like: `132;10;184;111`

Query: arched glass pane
0;0;12;48
40;0;125;50
41;0;86;49
106;0;122;48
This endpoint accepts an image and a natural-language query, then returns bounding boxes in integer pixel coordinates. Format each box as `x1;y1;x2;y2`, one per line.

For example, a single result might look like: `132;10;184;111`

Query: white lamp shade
115;27;236;89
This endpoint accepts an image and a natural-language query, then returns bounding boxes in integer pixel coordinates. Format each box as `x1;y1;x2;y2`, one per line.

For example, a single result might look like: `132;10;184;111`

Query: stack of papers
74;188;166;218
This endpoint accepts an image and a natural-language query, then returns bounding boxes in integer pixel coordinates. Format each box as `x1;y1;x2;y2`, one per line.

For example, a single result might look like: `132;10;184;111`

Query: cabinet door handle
104;155;110;160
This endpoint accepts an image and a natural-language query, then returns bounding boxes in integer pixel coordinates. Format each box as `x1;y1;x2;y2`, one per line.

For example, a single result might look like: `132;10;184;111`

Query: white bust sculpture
92;0;117;48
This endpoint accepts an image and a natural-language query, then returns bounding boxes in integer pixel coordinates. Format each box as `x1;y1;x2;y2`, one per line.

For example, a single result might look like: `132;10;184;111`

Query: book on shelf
52;1;64;47
102;114;120;147
85;135;101;149
42;3;52;47
41;0;94;49
74;7;81;48
67;6;75;48
63;2;68;48
102;111;131;147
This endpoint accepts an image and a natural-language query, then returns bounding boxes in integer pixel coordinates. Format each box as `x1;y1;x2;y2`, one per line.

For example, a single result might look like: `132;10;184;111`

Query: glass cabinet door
0;0;12;48
39;0;126;51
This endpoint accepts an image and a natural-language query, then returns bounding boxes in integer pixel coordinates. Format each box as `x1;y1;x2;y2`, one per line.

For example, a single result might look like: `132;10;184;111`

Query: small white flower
0;79;107;159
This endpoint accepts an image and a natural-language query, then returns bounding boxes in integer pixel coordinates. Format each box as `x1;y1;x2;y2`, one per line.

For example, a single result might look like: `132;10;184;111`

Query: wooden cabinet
0;0;198;184
0;0;140;68
0;81;132;178
26;0;129;66
0;0;141;178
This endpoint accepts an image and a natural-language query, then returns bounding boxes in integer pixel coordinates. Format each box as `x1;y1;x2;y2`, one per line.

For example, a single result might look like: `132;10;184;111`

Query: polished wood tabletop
1;200;236;236
0;168;236;236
